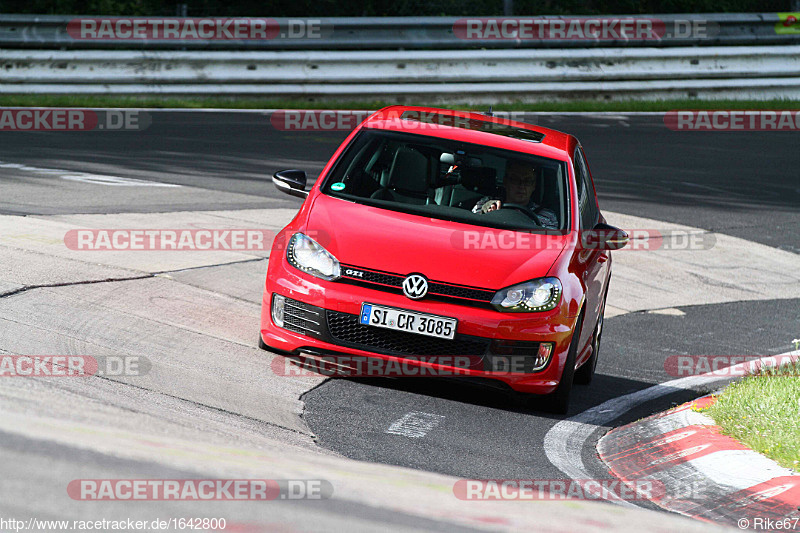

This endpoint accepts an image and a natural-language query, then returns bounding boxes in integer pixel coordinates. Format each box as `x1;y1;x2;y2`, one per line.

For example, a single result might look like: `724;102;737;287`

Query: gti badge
402;274;428;300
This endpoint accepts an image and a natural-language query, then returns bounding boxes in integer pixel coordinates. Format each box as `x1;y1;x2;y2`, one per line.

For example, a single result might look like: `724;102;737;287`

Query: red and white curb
598;395;800;528
545;351;799;510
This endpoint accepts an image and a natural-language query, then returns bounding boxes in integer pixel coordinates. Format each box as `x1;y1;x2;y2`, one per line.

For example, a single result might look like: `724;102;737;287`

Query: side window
574;147;599;230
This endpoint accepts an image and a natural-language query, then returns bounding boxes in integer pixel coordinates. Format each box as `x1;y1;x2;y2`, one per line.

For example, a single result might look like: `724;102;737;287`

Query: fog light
272;293;286;328
534;342;554;371
487;341;555;373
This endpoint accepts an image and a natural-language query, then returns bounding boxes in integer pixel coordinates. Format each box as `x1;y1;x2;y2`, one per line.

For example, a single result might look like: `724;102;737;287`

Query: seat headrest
388;148;429;193
537;167;559;208
533;168;546;204
460;167;498;196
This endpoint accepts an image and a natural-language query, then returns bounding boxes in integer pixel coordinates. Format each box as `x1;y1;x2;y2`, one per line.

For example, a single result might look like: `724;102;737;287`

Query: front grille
326;310;489;357
339;264;495;304
428;282;495;302
354;269;404;288
278;297;550;373
282;298;324;337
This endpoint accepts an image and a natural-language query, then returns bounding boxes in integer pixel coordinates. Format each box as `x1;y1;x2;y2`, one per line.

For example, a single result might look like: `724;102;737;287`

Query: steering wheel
501;203;543;226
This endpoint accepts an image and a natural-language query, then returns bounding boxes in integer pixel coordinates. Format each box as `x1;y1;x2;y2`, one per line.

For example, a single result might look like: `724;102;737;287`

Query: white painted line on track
386;411;445;438
60;174;179;187
0;159;180;187
543;350;800;508
647;308;687;316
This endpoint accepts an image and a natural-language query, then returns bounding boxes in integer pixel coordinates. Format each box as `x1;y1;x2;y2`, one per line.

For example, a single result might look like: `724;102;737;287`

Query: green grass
1;95;800;111
703;361;800;472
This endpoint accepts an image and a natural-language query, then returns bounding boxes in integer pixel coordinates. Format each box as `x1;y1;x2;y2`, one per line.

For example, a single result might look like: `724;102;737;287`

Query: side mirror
272;169;308;199
581;223;629;250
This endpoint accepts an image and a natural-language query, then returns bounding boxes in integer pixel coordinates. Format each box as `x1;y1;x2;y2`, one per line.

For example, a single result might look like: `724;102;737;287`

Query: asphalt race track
3;112;797;251
1;110;798;531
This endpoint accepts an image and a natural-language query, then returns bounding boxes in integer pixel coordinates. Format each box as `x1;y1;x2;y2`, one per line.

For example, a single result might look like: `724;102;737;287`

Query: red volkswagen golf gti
260;106;627;413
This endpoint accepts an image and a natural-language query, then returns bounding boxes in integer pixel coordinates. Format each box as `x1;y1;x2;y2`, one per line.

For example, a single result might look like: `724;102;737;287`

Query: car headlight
286;232;341;281
491;277;562;312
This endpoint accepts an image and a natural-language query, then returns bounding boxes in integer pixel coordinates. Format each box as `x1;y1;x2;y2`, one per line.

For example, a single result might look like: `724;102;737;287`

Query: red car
260;106;627;413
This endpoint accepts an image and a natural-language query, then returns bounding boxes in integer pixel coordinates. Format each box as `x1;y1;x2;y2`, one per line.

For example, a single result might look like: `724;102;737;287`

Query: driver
472;161;558;229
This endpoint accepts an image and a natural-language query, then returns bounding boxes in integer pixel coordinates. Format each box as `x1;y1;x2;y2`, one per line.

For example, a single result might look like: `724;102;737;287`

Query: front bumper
261;258;577;394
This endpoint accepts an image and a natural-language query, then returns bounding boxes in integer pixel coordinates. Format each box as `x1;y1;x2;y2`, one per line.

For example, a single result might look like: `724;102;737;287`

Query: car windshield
321;129;569;231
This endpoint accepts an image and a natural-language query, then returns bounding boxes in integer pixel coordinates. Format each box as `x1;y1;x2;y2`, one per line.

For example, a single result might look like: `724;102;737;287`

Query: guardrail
1;13;798;49
2;14;799;100
2;46;799;100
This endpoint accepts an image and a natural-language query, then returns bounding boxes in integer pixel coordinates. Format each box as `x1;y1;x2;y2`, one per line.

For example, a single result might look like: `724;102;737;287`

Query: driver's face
504;165;536;204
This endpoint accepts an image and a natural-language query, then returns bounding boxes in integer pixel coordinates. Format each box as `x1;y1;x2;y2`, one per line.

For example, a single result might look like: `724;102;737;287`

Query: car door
574;146;607;362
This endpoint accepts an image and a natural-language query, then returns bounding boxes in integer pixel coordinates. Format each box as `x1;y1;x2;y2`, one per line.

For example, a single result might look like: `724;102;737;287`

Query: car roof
362;105;574;161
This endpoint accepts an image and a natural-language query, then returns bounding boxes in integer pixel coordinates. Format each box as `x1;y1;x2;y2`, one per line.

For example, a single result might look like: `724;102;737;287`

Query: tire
542;311;584;415
574;301;604;385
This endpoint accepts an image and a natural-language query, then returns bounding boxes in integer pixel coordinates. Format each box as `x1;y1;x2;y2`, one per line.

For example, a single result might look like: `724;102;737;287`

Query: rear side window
574;147;599;230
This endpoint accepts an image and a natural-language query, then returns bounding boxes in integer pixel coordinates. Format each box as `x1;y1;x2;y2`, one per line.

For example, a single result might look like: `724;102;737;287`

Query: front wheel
542;311;584;414
574;301;604;385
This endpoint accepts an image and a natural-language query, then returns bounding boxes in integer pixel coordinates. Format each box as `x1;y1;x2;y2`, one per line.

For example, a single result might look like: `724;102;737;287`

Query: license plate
359;303;457;340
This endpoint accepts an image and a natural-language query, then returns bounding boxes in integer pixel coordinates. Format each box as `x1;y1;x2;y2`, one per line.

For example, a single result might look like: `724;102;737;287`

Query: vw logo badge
402;274;428;300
